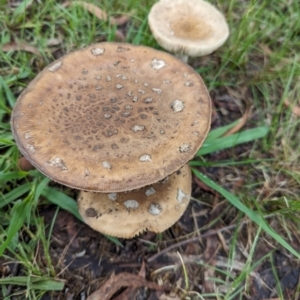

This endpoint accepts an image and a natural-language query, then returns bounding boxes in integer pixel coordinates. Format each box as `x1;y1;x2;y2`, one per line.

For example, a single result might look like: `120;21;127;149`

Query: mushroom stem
175;53;189;63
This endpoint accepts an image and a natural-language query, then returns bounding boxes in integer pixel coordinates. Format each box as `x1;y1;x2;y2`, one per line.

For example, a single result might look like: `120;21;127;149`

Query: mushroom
148;0;230;63
78;164;191;238
11;42;211;193
18;156;35;171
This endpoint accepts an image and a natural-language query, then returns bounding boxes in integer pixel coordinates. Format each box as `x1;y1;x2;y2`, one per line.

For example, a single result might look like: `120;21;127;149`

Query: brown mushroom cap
148;0;230;57
78;164;191;238
11;42;211;192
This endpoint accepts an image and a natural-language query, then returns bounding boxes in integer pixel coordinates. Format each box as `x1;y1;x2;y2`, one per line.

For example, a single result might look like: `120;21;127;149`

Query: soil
36;195;299;300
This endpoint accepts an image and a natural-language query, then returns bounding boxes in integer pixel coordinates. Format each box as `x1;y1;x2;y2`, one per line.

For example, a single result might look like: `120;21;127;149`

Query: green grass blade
132;17;148;45
198;126;269;156
34;177;51;206
31;280;65;291
0;171;28;182
104;235;124;247
0;96;12;115
0;77;16;108
205;120;239;142
41;186;83;222
192;168;300;260
0;182;32;209
0;276;64;291
189;158;272;167
0;198;32;256
0;138;15;146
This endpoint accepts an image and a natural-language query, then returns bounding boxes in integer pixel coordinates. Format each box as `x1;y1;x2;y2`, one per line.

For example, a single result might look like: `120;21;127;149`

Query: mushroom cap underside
11;42;211;192
148;0;230;56
78;164;192;238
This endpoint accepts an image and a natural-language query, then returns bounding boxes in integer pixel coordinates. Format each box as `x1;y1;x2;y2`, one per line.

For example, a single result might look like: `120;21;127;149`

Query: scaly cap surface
11;42;211;192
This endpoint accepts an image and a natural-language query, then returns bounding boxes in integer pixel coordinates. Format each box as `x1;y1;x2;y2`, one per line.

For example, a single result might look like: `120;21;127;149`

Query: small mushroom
78;164;192;238
148;0;230;62
18;156;35;171
11;42;211;193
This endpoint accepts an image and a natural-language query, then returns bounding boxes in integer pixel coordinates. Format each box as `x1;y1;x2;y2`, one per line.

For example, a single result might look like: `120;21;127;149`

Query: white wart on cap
11;42;211;192
148;0;230;62
78;164;192;238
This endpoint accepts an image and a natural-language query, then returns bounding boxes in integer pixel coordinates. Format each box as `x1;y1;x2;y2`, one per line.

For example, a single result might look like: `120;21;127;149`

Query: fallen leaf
112;261;146;300
284;99;300;116
193;176;215;193
115;30;126;41
62;1;131;26
222;104;252;136
1;66;20;75
46;37;63;46
87;272;167;300
259;43;273;56
63;1;108;20
210;101;218;124
159;292;181;299
112;15;131;26
2;42;41;56
139;260;146;277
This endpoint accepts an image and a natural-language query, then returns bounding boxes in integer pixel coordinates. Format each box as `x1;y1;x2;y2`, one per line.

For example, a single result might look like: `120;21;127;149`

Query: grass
1;0;300;299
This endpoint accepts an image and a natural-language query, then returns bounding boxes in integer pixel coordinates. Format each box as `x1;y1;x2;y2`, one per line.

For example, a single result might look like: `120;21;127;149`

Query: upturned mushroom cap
148;0;230;57
78;164;191;238
11;42;211;192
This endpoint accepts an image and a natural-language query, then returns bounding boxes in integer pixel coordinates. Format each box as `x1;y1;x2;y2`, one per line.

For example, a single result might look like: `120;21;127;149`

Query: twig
147;214;277;263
